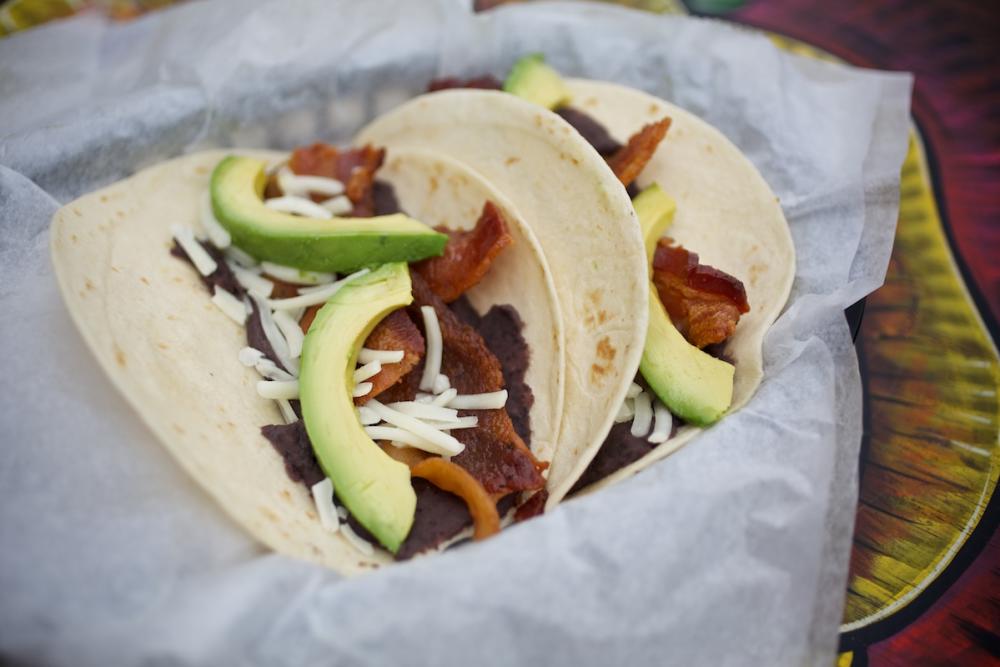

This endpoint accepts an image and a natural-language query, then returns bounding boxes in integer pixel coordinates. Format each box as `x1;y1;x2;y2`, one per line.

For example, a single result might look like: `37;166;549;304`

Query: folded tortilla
50;148;564;574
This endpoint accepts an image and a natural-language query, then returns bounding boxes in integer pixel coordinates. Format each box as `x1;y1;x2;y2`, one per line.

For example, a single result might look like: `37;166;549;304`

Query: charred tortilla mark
72;207;82;216
114;345;127;367
84;278;95;291
100;195;108;203
597;336;616;361
71;234;78;243
429;175;439;193
280;490;292;503
140;276;150;286
172;423;185;435
260;506;280;523
505;156;520;166
157;342;169;350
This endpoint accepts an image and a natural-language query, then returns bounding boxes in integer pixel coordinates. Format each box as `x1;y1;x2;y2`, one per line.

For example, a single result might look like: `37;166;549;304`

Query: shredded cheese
310;478;339;533
260;261;335;286
253;296;298;375
171;225;217;276
320;195;353;215
353;360;382;383
626;383;643;399
352;382;373;398
630;390;653;437
363;426;455;455
224;245;258;268
419;306;443;392
648;401;673;444
267;269;369;311
276;398;298;424
358;348;405;364
384;401;460;423
257;379;299;400
614;399;635;424
200;193;231;248
421;416;479;430
264;195;334;219
273;310;305;359
365;399;464;456
447;390;508;411
432;374;451;395
211;287;247;325
356;406;380;425
340;521;374;556
230;263;274;298
429;388;458;407
277;166;345;197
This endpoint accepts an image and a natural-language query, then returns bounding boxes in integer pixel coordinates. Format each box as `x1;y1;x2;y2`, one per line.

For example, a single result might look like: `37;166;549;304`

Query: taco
50;136;580;572
364;54;795;498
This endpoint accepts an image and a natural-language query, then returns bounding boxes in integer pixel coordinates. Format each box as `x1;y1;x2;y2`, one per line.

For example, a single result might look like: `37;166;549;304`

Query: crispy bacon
377;274;546;496
288;143;386;217
652;239;749;349
514;489;548;522
607;116;671;187
354;309;425;405
412;201;513;303
427;76;503;92
411;458;501;541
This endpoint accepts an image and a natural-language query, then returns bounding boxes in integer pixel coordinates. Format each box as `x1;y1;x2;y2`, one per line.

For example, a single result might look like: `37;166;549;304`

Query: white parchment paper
0;1;911;665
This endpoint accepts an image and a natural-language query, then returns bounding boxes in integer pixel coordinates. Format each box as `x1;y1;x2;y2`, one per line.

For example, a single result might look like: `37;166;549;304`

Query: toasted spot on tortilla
73;207;82;216
306;510;318;520
172;423;185;435
166;314;178;321
157;342;170;350
587;289;602;305
505;156;520;166
310;544;321;555
114;344;127;367
429;175;439;193
100;195;108;203
648;103;660;114
280;490;292;503
140;276;150;286
84;278;95;291
195;165;209;174
260;506;280;522
116;210;125;219
749;263;766;287
583;96;598;108
71;234;79;243
705;144;714;153
596;336;616;361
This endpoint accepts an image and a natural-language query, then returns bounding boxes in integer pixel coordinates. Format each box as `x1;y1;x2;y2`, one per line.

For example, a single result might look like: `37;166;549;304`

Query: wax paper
0;1;911;665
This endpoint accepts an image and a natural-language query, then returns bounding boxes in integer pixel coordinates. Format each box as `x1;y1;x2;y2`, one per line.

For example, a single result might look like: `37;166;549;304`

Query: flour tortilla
562;80;796;492
50;148;564;575
358;90;650;507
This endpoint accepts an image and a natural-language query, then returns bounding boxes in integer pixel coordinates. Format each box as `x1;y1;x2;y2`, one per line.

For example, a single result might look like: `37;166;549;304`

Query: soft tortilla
563;80;796;491
358;90;650;507
50;148;564;574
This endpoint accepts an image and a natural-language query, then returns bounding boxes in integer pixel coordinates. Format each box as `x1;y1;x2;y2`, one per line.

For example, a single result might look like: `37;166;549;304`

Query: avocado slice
299;263;416;552
634;184;735;426
210;156;448;272
503;53;572;110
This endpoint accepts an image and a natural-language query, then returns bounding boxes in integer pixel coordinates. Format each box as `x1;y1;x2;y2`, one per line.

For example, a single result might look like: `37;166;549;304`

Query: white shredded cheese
211;287;247;325
260;261;335;286
273;310;305;359
626;382;643;399
310;478;339;533
353;382;373;398
358;348;405;364
429;388;458;407
224;245;259;268
340;521;374;556
419;306;442;392
230;263;274;298
648;401;673;444
257;379;299;400
432;374;451;395
614;399;635;424
364;426;453;454
200;192;231;248
384;401;460;423
171;224;217;276
278;166;345;198
238;347;264;367
414;393;433;404
320;195;353;216
353;360;382;383
267;269;370;311
631;390;653;437
264;195;334;219
421;416;479;430
253;296;298;375
447;390;508;411
365;399;465;456
356;406;380;426
240;347;294;381
336;506;348;520
276;398;298;424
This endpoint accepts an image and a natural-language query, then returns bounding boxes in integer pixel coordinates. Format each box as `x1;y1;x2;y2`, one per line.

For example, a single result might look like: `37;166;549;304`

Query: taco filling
171;142;549;559
429;58;752;489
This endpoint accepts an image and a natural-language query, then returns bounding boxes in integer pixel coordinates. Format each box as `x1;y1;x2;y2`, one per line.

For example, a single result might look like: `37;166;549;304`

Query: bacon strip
288;143;386;217
376;274;546;496
514;489;548;522
607;117;672;187
652;240;749;349
412;201;514;303
411;458;501;541
354;309;425;405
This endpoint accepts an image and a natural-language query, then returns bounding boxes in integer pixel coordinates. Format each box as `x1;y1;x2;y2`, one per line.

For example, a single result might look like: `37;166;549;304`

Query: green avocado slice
210;156;448;272
299;263;416;553
635;184;735;426
503;53;572;110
